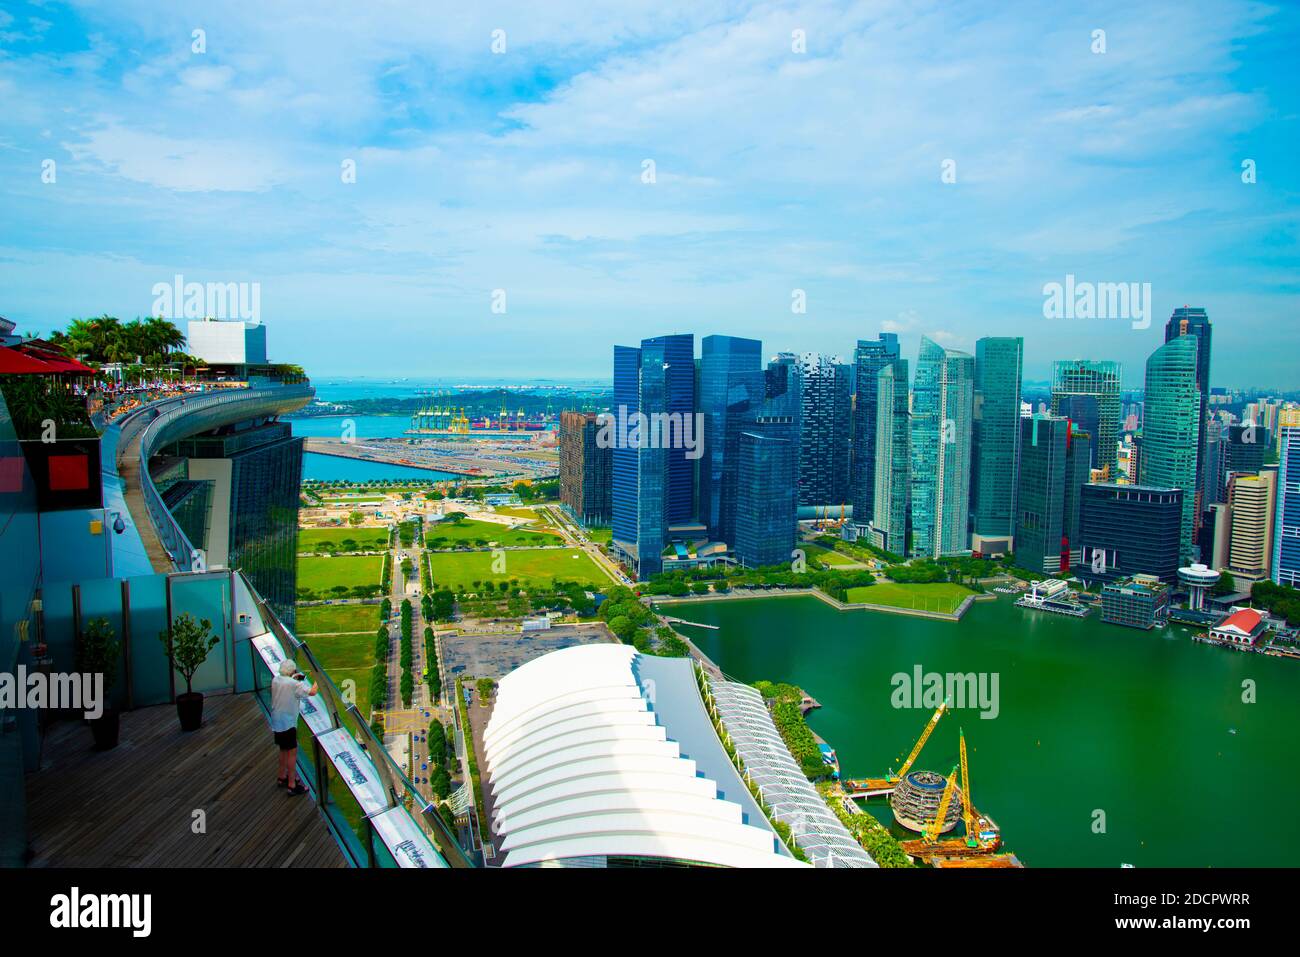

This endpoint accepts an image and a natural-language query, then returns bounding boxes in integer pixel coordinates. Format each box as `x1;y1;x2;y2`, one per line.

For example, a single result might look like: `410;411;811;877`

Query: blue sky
1;0;1296;386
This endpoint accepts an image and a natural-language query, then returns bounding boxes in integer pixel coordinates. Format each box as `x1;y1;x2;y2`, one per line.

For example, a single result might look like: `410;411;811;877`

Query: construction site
843;701;1024;868
407;395;551;439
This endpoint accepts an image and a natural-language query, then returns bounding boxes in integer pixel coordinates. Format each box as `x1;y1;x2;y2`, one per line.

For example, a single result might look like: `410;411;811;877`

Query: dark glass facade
851;333;900;523
1014;415;1069;574
698;335;762;538
559;411;612;524
1077;483;1184;583
970;337;1023;547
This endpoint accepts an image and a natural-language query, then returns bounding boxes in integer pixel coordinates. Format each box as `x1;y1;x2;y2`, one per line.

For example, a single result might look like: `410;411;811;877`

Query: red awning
8;344;96;375
0;345;57;374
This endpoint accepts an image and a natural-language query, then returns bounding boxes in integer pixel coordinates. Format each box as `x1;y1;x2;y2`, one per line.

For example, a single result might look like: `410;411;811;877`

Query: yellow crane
924;764;960;843
888;697;949;782
960;728;977;846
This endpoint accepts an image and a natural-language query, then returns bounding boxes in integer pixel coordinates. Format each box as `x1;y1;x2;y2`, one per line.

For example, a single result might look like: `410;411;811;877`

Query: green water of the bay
669;594;1300;868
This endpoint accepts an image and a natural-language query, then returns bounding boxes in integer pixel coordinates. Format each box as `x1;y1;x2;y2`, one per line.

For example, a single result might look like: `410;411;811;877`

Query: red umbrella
0;345;57;374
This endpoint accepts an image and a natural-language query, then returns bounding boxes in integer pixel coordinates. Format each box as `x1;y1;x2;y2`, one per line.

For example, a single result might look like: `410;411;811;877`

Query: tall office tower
1165;307;1212;530
909;336;975;558
1273;411;1300;587
1078;484;1185;583
559;411;612;525
1014;415;1070;574
770;352;852;509
851;333;900;525
969;337;1023;555
698;335;762;539
1203;418;1225;505
1051;360;1121;477
1218;422;1271;502
733;368;801;568
1205;503;1230;570
610;334;696;579
832;361;855;508
870;359;910;553
1062;426;1092;571
1225;469;1277;583
163;420;304;629
1140;335;1201;564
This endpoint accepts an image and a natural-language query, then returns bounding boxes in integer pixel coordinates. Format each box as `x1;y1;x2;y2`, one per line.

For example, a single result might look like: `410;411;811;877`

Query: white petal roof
483;643;804;868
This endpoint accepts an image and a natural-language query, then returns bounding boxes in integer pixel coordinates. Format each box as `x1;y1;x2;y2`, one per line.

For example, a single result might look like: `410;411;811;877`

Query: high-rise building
970;337;1023;555
1272;411;1300;588
1078;483;1184;583
733;366;801;568
1218;422;1271;502
870;359;910;554
1014;414;1070;574
1203;417;1224;505
1165;307;1212;531
851;333;900;524
1051;360;1121;478
1225;469;1277;583
910;336;974;558
163;419;304;629
770;352;851;509
1062;425;1091;572
610;334;696;579
1140;335;1201;564
558;411;612;525
698;336;762;539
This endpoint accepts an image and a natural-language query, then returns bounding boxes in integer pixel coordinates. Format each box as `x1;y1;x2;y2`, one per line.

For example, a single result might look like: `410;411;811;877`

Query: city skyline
2;0;1297;385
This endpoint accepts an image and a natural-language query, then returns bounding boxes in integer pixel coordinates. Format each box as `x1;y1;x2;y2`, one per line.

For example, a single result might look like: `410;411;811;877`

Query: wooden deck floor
26;693;346;867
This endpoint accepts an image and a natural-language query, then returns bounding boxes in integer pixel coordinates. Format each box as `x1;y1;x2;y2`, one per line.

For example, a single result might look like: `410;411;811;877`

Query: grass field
845;581;974;612
298;527;390;552
802;543;857;567
297;554;385;592
426;547;607;592
493;506;539;520
300;627;375;716
585;526;613;545
296;603;379;635
425;517;561;548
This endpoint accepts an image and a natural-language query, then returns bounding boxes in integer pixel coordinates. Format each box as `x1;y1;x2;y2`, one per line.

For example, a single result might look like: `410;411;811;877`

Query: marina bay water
670;594;1300;867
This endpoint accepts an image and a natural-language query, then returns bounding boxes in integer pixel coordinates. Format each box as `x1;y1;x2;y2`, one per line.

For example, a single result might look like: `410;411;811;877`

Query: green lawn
845;581;974;613
300;628;376;716
425;517;561;548
586;526;613;545
298;527;390;552
297;554;385;592
801;543;856;567
493;506;539;520
295;603;379;635
426;547;607;592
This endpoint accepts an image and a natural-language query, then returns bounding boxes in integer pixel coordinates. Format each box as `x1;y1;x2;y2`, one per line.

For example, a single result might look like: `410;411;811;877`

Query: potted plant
159;613;219;732
77;617;121;750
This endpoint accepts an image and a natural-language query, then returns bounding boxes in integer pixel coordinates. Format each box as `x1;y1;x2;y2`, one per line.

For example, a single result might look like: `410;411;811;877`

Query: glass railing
241;572;474;868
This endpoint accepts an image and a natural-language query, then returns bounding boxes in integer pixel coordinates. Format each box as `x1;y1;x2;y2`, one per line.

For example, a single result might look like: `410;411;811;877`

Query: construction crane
924;764;960;844
888;697;949;783
960;728;976;846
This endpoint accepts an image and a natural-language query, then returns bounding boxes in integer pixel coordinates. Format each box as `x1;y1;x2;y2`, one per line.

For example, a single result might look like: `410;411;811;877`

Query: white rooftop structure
187;317;267;366
482;644;804;868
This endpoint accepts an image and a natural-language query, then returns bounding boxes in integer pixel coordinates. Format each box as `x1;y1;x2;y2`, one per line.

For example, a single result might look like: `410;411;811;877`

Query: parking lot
440;623;615;681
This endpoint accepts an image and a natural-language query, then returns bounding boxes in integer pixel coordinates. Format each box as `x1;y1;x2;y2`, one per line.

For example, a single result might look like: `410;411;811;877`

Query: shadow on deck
25;693;345;867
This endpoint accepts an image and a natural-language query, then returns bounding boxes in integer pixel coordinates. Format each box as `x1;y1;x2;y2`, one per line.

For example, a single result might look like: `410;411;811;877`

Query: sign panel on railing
317;727;388;816
371;806;446;869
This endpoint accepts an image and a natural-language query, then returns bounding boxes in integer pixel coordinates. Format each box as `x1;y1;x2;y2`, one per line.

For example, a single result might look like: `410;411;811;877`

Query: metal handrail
135;384;314;571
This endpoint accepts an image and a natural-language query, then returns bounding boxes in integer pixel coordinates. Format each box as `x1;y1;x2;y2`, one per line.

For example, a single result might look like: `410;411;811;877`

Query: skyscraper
1078;484;1185;583
1219;422;1271;503
1140;335;1201;564
970;337;1023;555
870;359;910;554
1165;307;1212;531
851;333;900;525
610;334;696;579
1062;426;1092;572
910;336;974;558
1226;469;1277;583
1272;411;1300;588
698;335;762;539
1051;360;1122;477
733;364;801;568
559;411;612;525
771;352;851;509
1014;414;1069;574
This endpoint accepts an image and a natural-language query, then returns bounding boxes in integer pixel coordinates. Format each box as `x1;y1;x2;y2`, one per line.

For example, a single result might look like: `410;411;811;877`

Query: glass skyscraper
698;335;762;539
970;336;1023;554
1273;412;1300;588
851;333;900;525
1014;414;1070;574
1164;307;1212;529
1051;359;1122;478
909;336;974;558
1140;335;1201;564
610;334;696;579
771;352;852;508
870;359;910;554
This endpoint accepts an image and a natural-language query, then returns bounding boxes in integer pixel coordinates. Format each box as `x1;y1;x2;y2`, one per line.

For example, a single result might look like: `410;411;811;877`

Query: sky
0;0;1296;387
